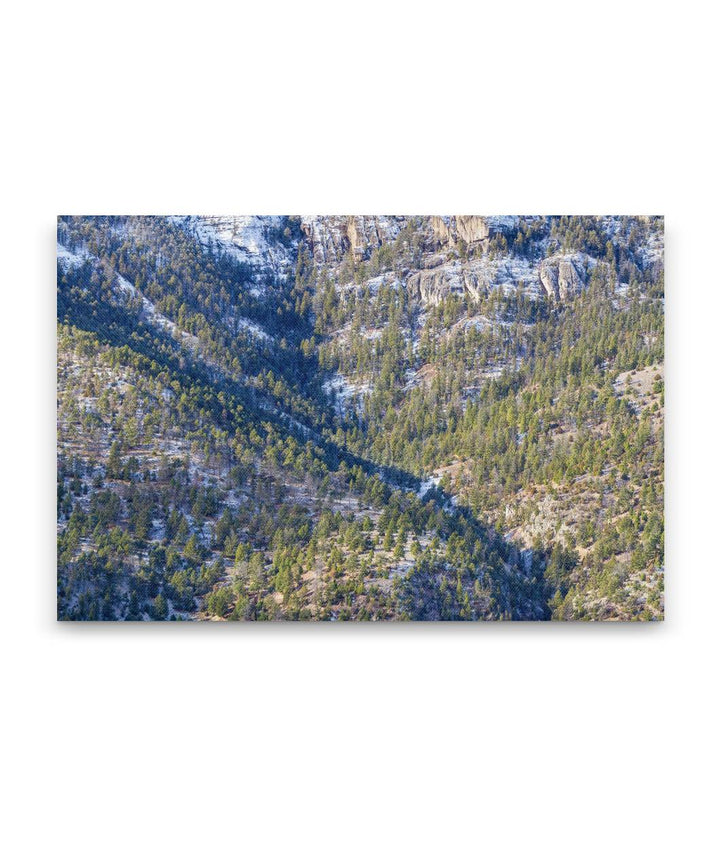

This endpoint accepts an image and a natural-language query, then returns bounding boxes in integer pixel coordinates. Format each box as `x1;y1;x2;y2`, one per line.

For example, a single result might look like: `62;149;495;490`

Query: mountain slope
57;214;664;620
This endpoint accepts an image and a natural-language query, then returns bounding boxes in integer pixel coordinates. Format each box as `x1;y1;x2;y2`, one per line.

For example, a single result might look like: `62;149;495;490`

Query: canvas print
57;215;664;621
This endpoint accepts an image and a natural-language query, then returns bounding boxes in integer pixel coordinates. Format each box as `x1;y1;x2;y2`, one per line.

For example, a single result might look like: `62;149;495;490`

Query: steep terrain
57;214;664;620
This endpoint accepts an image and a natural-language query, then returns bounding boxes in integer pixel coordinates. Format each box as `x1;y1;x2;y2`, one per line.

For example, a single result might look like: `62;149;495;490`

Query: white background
1;1;718;853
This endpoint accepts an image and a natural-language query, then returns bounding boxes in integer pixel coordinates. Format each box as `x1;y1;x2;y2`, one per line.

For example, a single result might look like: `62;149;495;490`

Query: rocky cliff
429;215;491;248
300;215;510;263
299;215;406;264
539;254;587;300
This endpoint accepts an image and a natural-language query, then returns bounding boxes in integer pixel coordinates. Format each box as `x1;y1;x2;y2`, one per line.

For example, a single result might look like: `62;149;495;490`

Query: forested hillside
57;214;663;620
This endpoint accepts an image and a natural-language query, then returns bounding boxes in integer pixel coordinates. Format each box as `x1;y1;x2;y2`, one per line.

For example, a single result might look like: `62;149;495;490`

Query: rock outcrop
539;255;586;301
406;264;490;306
407;268;464;306
300;215;522;267
300;216;406;265
427;215;524;250
456;215;491;246
429;215;491;249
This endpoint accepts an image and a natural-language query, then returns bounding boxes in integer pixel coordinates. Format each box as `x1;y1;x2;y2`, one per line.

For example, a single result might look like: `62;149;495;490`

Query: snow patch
418;475;441;498
485;215;520;232
322;374;372;416
236;317;270;341
57;242;91;269
169;215;297;295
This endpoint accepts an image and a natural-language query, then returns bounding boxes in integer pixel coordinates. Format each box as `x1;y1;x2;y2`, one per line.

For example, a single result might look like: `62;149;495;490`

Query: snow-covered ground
452;313;527;334
169;215;297;295
236;317;270;341
322;374;373;416
417;475;441;498
485;215;520;231
56;242;91;269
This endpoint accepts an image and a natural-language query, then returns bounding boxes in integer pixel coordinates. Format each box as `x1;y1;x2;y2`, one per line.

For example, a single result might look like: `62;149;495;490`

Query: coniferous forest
57;214;664;621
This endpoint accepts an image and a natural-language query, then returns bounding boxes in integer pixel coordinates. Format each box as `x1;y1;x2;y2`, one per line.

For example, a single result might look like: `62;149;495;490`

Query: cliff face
299;215;407;264
300;215;504;263
429;215;491;248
